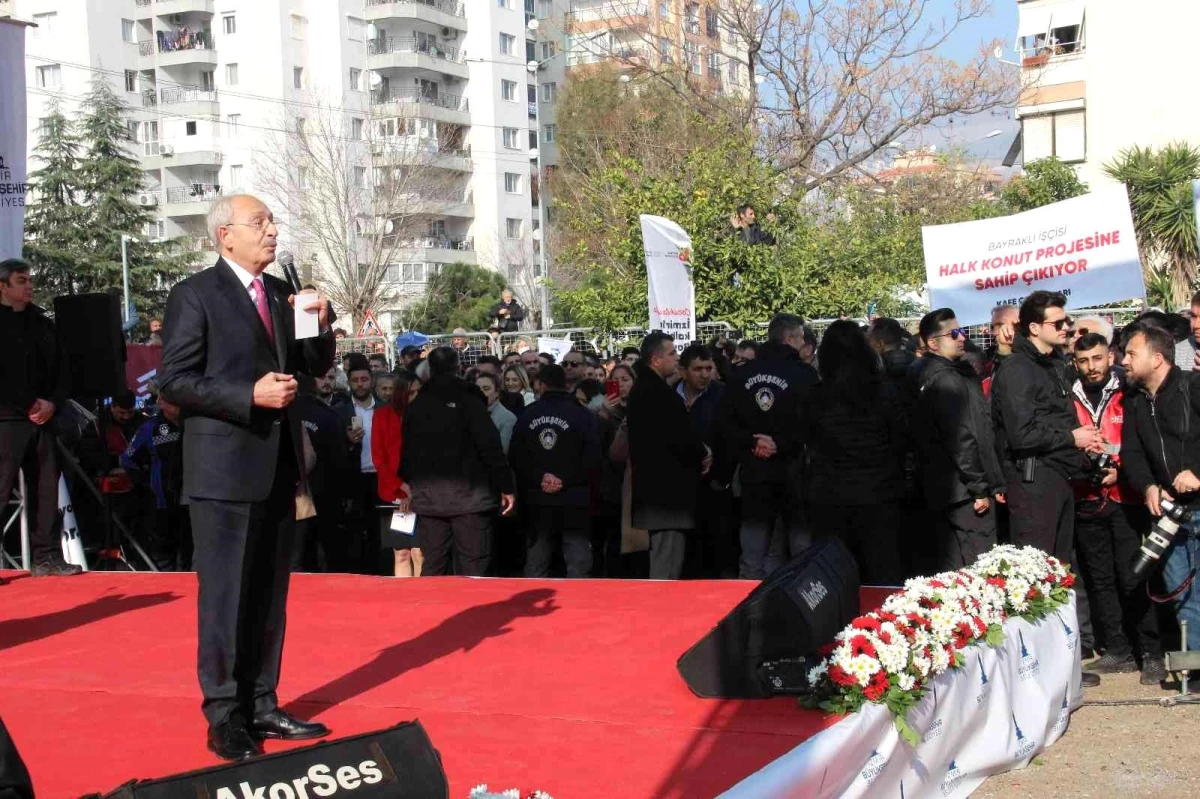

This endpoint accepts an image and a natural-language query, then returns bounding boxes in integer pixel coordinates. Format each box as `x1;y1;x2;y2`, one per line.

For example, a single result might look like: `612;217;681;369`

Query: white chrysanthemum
845;654;881;686
931;647;951;673
808;662;828;686
897;673;916;691
912;655;932;677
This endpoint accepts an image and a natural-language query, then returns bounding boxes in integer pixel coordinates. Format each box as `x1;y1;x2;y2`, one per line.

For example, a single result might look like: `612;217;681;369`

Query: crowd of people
6;248;1200;691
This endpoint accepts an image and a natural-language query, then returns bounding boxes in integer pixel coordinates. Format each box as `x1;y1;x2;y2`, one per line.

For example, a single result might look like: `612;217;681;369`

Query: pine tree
23;97;87;302
74;77;190;319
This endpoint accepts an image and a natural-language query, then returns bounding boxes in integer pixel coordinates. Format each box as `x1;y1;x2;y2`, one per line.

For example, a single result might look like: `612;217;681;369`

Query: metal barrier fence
336;336;394;364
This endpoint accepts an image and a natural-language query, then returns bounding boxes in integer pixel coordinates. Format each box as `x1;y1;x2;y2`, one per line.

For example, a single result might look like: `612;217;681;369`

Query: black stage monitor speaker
677;537;860;699
92;721;448;799
54;292;125;399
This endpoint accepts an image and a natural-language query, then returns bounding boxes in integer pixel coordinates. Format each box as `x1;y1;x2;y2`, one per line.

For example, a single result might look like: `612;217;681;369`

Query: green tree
1104;142;1200;308
408;263;507;333
999;157;1088;213
23;97;87;300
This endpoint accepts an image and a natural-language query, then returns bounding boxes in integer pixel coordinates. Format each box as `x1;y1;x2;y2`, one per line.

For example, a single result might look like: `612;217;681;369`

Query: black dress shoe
1081;671;1101;688
208;720;262;761
249;709;330;741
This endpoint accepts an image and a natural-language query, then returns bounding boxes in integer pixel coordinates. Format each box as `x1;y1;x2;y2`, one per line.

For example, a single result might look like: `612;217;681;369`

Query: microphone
277;250;302;294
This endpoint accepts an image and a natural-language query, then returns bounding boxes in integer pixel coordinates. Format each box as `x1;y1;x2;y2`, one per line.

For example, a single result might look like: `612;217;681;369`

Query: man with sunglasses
992;291;1105;564
561;350;588;392
914;309;1005;569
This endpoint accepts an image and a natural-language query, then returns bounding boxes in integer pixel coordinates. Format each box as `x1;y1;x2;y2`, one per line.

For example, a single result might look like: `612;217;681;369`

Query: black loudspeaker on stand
90;721;448;799
54;292;126;399
677;537;861;699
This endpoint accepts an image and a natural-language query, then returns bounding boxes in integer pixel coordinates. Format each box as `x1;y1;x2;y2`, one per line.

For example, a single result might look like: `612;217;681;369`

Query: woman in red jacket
372;371;423;576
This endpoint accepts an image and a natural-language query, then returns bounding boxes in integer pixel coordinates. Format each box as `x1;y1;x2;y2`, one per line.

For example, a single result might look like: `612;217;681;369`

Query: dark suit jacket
158;258;336;503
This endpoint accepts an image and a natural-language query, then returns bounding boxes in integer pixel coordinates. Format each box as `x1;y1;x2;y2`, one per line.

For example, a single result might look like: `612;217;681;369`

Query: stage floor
0;572;889;798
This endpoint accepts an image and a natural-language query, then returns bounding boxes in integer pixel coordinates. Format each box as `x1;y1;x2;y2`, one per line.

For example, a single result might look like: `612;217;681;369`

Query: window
226;63;239;86
201;71;215;91
506;218;523;238
707;51;719;77
543;124;557;143
538;0;552;19
541;82;556;102
35;65;61;89
186;121;198;136
1022;110;1086;163
527;83;537;105
706;7;719;38
727;58;739;85
227;114;240;136
295;117;306;137
222;14;236;35
229;164;243;188
684;41;700;73
658;37;672;64
500;33;516;55
685;3;700;34
126;120;139;142
349;68;362;91
291;14;308;40
298;167;310;190
504;173;522;193
145;220;165;240
293;67;304;89
124;70;137;93
659;0;668;18
353;166;367;188
501;79;518;101
498;0;513;8
527;40;537;63
31;12;56;37
529;130;538;150
540;41;556;60
347;16;365;42
503;127;520;148
122;19;135;43
351;118;364;140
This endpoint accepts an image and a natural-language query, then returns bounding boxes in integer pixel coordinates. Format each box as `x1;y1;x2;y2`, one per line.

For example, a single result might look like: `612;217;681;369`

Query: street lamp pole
120;234;135;325
527;19;552;327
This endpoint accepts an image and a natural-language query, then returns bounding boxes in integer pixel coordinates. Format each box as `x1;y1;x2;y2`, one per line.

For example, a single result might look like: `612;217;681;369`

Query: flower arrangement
802;545;1075;744
469;786;553;799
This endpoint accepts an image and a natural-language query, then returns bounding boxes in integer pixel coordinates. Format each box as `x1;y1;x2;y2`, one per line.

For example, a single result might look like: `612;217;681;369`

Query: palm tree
1104;142;1200;308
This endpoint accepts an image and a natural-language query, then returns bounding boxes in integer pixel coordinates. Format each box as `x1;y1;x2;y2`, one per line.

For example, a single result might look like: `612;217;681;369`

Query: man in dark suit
159;194;335;761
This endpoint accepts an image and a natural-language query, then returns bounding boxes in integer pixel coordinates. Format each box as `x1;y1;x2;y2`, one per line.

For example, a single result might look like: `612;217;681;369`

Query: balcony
399;189;474;218
142;86;219;117
566;1;650;33
371;87;470;125
161;183;222;217
373;141;472;172
394;236;477;266
153;0;215;16
134;0;154;18
155;30;217;68
366;0;466;32
142;142;223;170
368;37;469;80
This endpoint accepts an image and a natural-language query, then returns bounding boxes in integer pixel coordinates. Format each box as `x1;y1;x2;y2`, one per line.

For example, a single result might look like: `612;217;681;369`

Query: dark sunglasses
563;360;585;366
932;327;969;341
1048;318;1071;331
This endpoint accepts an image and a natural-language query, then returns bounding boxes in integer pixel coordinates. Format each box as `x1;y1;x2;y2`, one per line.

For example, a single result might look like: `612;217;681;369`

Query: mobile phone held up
605;380;620;402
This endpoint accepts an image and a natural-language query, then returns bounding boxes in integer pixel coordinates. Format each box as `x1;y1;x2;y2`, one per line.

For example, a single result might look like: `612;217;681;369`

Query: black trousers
739;481;808;579
938;498;998;571
1005;464;1075;563
0;420;61;562
190;469;296;728
524;503;591;578
418;512;493;576
290;490;351;573
810;502;903;586
1075;502;1161;658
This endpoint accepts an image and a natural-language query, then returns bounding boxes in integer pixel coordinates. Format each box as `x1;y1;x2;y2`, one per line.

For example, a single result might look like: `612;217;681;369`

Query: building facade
1013;0;1200;189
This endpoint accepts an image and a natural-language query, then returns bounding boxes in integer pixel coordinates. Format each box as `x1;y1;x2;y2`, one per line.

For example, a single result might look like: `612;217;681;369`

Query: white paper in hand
390;510;417;535
294;290;320;340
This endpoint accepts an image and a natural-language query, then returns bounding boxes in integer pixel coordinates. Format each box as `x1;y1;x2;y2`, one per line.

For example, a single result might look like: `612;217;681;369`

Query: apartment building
1013;0;1200;189
17;0;539;332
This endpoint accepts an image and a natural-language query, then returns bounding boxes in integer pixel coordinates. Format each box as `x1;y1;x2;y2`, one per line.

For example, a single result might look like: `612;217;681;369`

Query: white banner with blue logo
722;594;1083;798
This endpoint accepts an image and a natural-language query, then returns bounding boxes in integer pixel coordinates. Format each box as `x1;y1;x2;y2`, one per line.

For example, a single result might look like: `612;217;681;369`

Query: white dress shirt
354;398;376;473
224;257;267;306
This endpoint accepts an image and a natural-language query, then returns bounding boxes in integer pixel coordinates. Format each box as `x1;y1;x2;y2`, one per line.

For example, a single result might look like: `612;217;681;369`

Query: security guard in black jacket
510;364;601;578
991;292;1102;562
717;313;819;579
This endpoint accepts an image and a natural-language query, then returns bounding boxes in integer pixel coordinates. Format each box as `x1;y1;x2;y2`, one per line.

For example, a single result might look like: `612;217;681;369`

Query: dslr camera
1131;496;1191;581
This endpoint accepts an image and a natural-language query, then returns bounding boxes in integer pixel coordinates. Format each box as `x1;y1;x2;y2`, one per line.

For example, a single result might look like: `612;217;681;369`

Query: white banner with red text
641;214;695;351
722;595;1083;798
0;19;30;260
922;187;1145;325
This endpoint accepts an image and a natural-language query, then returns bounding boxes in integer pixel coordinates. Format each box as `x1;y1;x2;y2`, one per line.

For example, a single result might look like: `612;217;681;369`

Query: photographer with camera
1120;321;1200;658
1070;332;1163;684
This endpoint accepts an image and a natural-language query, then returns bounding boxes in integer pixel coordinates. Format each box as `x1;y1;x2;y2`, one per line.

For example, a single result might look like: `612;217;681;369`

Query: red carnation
929;580;947;589
850;635;877;659
1061;573;1076;588
972;617;987;635
829;664;856;687
986;576;1007;589
1027;587;1040;599
864;670;889;701
878;611;898;623
879;630;893;645
953;622;973;649
852;616;882;633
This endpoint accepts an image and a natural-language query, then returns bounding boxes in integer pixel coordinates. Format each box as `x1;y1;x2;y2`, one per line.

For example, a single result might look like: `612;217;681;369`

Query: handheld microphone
277;250;303;295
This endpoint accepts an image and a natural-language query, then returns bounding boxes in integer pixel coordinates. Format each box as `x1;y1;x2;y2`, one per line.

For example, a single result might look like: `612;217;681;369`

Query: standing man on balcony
489;288;525;333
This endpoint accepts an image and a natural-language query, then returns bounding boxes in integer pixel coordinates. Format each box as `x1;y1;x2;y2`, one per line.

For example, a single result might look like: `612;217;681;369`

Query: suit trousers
418;512;493;576
649;529;687;580
938;498;998;571
810;502;903;586
524;503;591;578
1004;465;1075;563
1075;502;1160;658
190;468;296;728
739;481;809;580
0;421;61;562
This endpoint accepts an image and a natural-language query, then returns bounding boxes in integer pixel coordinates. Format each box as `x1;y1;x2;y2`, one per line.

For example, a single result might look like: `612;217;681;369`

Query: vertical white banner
58;475;88;570
1192;179;1200;256
640;214;695;351
0;20;30;260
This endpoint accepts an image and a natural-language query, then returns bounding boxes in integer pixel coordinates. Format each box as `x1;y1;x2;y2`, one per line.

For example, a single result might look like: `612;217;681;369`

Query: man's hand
27;399;55;425
394;496;411;514
701;444;714;477
1072;425;1104;453
347;426;365;445
994;493;1006;504
498;308;508;316
541;473;563;494
288;291;332;330
1146;485;1173;517
752;434;777;459
500;493;516;516
1173;469;1200;494
1192;349;1200;372
253;372;298;409
1100;467;1119;487
973;497;991;515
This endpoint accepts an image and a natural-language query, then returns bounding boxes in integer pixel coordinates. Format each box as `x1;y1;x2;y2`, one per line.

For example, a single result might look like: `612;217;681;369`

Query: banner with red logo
126;344;162;405
641;214;695;351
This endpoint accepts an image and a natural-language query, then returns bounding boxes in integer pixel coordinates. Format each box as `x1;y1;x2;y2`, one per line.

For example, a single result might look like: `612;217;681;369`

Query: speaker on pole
53;293;126;399
677;537;861;699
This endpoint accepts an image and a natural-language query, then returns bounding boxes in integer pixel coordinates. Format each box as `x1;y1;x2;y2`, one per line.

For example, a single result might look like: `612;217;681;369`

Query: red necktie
252;277;275;348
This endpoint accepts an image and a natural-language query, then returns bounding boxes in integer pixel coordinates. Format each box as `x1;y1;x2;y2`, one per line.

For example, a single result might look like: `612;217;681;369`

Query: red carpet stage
0;572;890;798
